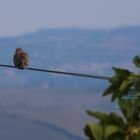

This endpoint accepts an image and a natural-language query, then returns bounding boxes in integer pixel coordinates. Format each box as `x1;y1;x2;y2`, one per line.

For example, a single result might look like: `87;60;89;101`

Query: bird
13;48;29;69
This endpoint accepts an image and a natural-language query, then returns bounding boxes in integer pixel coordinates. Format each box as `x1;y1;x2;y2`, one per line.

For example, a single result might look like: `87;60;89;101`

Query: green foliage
84;122;125;140
133;56;140;68
103;67;133;101
84;56;140;140
119;98;140;124
84;122;104;140
86;110;125;127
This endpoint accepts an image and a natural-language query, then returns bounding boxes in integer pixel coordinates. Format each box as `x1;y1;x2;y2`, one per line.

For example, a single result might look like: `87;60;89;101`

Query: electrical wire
0;64;111;80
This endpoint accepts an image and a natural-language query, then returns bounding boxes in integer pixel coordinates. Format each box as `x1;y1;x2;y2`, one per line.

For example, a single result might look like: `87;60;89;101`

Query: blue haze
0;26;139;139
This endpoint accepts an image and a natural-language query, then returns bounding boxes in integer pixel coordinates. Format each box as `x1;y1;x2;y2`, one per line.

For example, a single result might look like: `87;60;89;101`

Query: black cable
0;64;111;80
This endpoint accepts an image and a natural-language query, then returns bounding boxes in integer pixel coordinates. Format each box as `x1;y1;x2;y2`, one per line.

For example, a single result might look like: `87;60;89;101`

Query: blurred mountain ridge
0;26;140;88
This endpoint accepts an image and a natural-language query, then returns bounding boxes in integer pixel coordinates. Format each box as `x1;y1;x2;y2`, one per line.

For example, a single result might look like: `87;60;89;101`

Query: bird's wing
13;53;21;66
20;52;29;66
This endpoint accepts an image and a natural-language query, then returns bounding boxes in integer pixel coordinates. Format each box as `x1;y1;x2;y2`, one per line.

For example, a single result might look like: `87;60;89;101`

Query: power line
0;64;111;80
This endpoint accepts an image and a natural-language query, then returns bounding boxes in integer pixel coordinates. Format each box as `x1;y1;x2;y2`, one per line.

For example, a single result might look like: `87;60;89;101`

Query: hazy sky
0;0;140;36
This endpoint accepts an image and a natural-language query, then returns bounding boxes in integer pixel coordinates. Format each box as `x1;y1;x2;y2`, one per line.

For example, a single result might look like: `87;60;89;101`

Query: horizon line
1;24;140;38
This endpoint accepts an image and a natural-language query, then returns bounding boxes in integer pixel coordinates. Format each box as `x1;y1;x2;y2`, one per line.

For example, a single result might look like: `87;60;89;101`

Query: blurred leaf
107;132;125;140
137;92;140;97
103;67;132;101
84;122;103;140
134;133;140;140
119;99;132;121
87;110;108;121
112;67;131;78
87;110;125;127
105;125;120;138
109;75;123;84
119;96;140;124
103;85;115;96
118;80;133;99
131;127;140;135
119;80;132;92
128;74;138;81
135;80;140;92
107;113;125;127
111;91;118;101
133;56;140;68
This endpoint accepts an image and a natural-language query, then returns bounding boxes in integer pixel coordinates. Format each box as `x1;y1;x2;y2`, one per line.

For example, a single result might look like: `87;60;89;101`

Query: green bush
84;56;140;140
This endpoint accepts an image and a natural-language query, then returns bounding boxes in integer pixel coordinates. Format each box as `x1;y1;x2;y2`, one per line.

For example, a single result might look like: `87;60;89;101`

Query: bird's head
15;48;23;53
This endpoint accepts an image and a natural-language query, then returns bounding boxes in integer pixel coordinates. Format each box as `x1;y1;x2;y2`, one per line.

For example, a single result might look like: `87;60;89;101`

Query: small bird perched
13;48;29;69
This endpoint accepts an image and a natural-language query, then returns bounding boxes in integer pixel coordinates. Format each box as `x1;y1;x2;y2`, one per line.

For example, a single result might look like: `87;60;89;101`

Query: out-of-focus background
0;0;140;140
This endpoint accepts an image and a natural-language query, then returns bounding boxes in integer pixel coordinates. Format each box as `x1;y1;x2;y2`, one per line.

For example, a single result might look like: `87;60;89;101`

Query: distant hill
0;26;140;89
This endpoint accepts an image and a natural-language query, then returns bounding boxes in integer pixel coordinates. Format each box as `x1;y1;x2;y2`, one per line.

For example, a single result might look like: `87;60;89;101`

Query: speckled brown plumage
13;48;29;69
